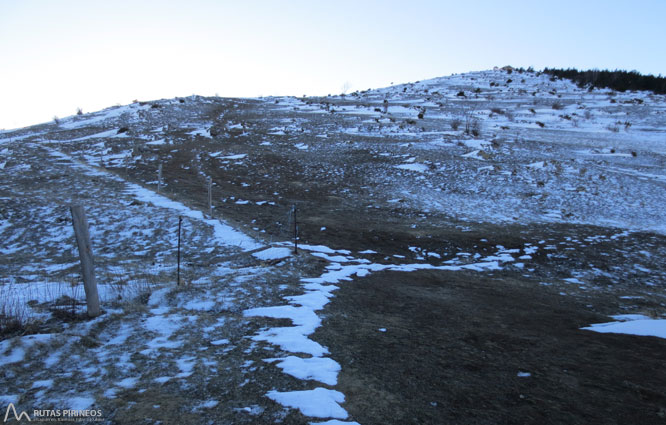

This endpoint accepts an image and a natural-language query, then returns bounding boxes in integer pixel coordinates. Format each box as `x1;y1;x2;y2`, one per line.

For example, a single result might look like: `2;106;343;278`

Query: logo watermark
3;403;104;423
3;404;30;422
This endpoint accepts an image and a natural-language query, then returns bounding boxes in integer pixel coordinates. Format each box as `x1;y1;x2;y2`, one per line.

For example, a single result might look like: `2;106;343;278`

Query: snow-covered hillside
1;68;665;424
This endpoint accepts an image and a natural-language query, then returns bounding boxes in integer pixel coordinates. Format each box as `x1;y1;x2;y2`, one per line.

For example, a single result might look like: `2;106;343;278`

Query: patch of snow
182;299;216;311
297;244;337;254
0;334;55;365
253;247;292;261
147;287;171;307
69;129;128;142
188;128;210;138
115;377;138;388
564;277;584;284
265;356;340;385
125;183;261;251
176;356;196;378
310;421;361;425
0;395;19;405
395;163;428;173
221;154;247;160
582;318;666;339
61;396;95;410
195;400;219;409
31;379;54;389
461;150;486;160
267;388;348;419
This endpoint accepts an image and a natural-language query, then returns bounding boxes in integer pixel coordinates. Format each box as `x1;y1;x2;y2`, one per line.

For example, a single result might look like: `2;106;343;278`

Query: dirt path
315;269;666;424
0;139;345;424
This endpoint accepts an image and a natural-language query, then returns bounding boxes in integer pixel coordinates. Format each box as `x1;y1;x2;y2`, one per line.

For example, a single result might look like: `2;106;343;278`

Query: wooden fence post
177;216;182;285
207;176;212;217
293;205;298;254
70;205;101;318
158;162;163;193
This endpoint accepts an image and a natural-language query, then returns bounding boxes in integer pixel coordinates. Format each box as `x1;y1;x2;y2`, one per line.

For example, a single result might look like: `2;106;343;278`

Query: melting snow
582;315;666;339
253;247;292;261
395;163;429;173
267;388;348;419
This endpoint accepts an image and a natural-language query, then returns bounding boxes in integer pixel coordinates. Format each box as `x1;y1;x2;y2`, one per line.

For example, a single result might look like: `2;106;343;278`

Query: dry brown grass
0;265;164;339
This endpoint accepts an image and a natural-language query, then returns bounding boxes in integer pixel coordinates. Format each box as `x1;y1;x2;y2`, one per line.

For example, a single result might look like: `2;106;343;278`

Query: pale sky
1;0;665;130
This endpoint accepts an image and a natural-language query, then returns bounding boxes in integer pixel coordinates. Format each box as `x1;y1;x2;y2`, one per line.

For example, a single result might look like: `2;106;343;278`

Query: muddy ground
316;268;666;425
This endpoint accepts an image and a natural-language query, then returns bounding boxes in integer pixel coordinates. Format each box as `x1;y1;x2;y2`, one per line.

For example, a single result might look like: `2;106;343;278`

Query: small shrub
551;101;564;110
606;124;620;133
0;302;28;337
456;91;465;97
529;108;536;114
76;108;83;115
536;121;545;128
490;107;504;115
450;119;462;130
631;151;637;157
466;118;481;137
624;121;632;130
53;116;60;125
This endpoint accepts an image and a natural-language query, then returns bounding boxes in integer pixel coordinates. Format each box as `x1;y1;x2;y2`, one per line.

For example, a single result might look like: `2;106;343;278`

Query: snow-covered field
1;69;665;423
